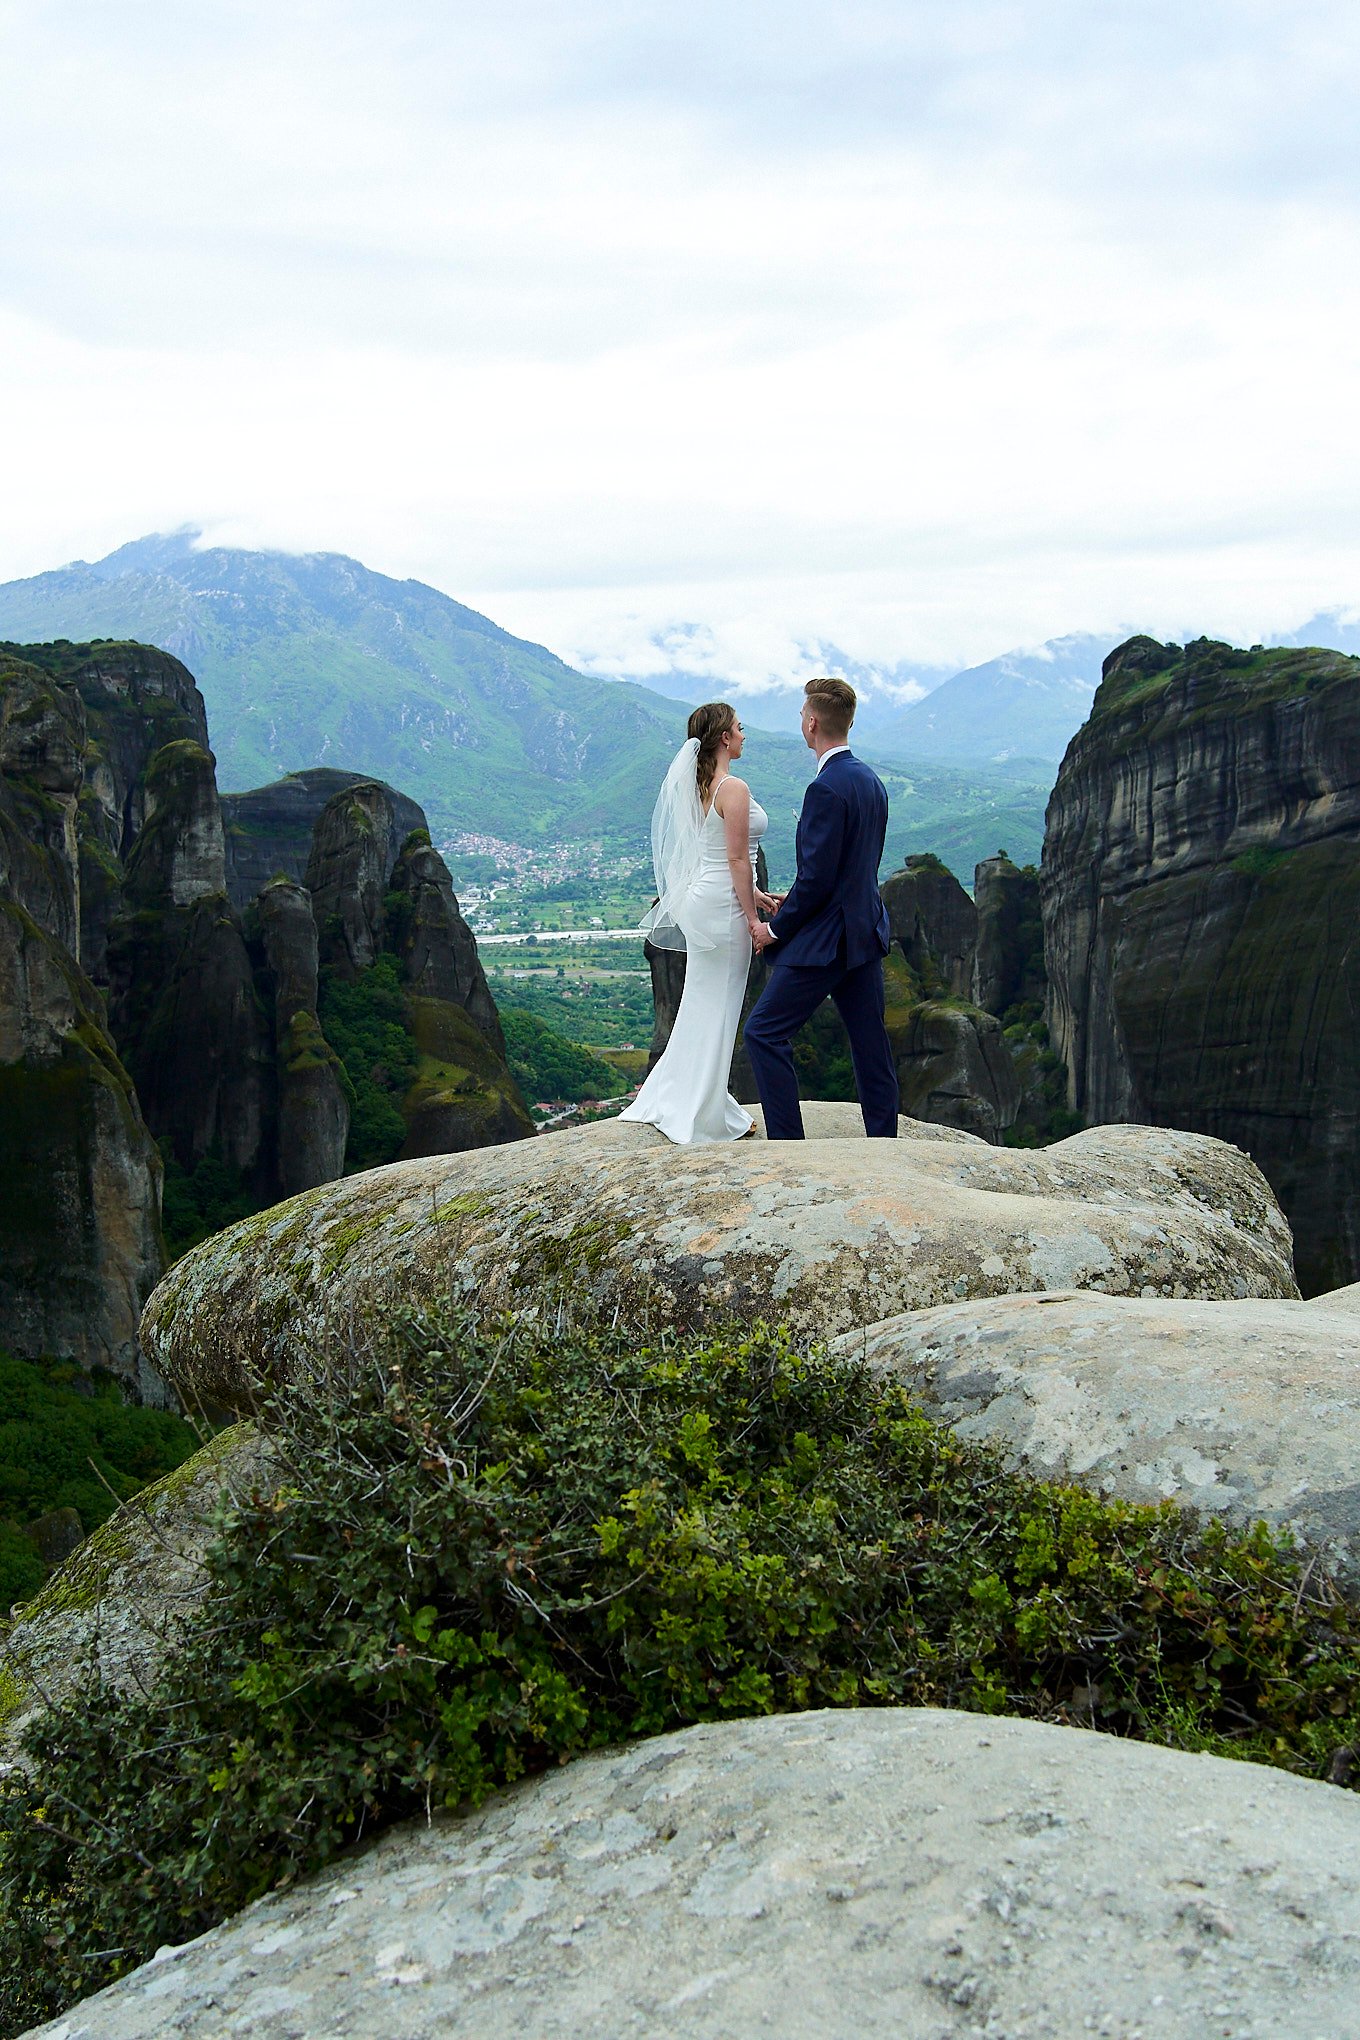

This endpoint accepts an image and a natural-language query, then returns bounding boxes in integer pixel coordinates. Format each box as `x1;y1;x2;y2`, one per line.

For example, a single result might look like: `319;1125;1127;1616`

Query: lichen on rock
142;1108;1298;1418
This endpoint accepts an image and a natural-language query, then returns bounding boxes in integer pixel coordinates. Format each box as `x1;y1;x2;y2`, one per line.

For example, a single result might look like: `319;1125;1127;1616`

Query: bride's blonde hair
687;700;736;810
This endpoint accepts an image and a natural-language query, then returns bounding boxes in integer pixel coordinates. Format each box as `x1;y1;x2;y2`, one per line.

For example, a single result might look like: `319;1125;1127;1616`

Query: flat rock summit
144;1105;1296;1417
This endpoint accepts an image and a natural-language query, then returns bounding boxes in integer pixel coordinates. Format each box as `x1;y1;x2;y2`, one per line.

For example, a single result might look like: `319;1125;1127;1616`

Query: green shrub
1;1309;1357;2031
159;1142;262;1260
317;955;420;1170
0;1348;200;1611
501;1007;619;1101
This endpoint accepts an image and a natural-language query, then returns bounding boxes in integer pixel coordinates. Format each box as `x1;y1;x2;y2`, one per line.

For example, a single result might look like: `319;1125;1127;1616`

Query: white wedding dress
621;786;768;1144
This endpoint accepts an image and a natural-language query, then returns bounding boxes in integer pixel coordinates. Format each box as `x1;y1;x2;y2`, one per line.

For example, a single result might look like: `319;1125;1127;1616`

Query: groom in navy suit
744;677;899;1139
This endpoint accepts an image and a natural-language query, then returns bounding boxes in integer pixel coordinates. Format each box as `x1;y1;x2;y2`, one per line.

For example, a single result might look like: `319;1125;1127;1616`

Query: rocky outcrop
142;1110;1296;1417
0;898;166;1397
387;829;504;1052
0;1423;274;1755
106;735;270;1181
971;852;1044;1018
8;639;211;980
0;650;166;1392
120;737;227;907
221;766;425;910
26;1707;1360;2039
0;652;85;957
304;779;393;979
0;639;529;1388
400;993;535;1157
881;855;976;997
1042;634;1360;1292
892;999;1021;1142
254;878;349;1194
842;1282;1360;1580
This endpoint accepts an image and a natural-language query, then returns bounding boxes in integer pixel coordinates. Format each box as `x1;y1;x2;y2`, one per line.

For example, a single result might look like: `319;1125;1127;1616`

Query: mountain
872;635;1112;766
0;531;702;852
593;637;952;745
0;534;1052;881
1274;609;1360;658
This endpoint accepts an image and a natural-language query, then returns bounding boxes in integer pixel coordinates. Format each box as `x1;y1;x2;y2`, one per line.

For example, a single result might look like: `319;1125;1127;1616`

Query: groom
745;677;899;1139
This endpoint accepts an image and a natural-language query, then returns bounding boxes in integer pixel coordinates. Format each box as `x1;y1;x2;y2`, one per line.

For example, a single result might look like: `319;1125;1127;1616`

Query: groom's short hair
804;676;856;739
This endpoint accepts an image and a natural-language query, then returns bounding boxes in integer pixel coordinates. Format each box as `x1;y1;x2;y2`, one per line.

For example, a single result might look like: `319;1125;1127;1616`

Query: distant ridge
0;531;701;850
0;534;1060;876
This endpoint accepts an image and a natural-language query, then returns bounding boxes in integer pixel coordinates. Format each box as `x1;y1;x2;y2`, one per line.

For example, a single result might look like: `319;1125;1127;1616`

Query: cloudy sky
3;0;1358;686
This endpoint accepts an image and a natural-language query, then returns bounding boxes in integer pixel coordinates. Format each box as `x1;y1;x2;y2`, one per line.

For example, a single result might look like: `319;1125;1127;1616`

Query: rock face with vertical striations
304;779;393;981
880;855;976;998
890;999;1020;1143
1042;634;1360;1292
253;878;350;1195
971;853;1044;1019
220;766;426;910
0;649;166;1393
106;736;270;1180
386;830;505;1054
0;639;531;1391
0;892;167;1398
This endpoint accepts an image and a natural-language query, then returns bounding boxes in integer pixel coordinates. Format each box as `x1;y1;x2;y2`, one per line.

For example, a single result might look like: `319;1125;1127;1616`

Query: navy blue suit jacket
767;751;892;970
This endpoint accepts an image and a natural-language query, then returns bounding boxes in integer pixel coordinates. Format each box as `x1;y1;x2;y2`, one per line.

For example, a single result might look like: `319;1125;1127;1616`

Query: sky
3;0;1359;692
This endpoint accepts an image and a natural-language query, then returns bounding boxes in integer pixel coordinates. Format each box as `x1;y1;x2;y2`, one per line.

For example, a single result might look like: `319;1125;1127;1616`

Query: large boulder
142;1109;1297;1418
0;1423;273;1758
840;1282;1360;1580
23;1707;1360;2038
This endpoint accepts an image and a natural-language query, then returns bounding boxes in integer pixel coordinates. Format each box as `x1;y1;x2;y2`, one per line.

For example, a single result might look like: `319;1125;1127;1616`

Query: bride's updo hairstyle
687;700;737;810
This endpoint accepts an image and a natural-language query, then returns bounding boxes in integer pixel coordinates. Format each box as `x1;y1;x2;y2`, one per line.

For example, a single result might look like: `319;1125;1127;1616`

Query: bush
0;1348;200;1611
159;1143;262;1260
501;1007;617;1101
1;1309;1357;2030
317;955;420;1170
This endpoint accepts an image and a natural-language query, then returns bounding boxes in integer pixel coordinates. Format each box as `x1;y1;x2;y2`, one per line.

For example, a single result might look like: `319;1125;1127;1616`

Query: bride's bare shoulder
713;775;750;814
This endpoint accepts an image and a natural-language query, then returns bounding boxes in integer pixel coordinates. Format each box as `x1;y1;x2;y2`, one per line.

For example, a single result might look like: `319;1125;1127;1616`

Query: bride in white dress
621;702;774;1144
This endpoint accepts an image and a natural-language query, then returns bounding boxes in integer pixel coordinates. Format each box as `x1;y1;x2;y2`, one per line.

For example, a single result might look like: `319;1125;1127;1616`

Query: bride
621;702;774;1144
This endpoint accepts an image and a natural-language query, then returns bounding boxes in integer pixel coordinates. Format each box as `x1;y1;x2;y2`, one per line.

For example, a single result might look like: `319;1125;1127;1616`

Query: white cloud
1;1;1358;672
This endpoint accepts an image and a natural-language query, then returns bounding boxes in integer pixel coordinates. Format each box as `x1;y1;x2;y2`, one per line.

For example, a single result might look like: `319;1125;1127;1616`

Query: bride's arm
715;779;761;938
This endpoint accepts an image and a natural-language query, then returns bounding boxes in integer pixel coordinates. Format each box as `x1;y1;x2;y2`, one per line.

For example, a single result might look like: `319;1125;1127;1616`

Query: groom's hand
750;919;777;951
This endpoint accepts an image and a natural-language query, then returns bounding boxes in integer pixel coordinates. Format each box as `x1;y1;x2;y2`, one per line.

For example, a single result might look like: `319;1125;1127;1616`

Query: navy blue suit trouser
742;949;900;1140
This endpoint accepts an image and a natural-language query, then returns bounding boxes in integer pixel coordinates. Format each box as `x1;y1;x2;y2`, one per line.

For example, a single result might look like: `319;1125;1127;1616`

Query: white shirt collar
816;744;851;775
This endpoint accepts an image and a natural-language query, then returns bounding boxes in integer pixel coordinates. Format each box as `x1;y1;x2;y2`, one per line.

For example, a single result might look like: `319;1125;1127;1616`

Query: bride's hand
753;888;780;914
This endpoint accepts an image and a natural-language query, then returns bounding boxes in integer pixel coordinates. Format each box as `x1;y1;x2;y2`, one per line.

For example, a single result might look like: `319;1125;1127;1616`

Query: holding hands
748;888;785;951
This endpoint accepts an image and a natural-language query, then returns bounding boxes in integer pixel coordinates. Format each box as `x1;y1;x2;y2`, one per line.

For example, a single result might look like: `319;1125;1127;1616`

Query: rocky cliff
221;766;425;910
0;650;166;1394
1042;634;1360;1292
0;639;532;1391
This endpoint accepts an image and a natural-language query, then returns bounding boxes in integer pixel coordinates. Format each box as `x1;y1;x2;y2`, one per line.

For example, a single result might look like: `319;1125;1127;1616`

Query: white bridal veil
639;737;716;951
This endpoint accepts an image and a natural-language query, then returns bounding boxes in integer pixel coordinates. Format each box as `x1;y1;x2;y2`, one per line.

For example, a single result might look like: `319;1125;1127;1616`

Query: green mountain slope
0;533;1050;880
